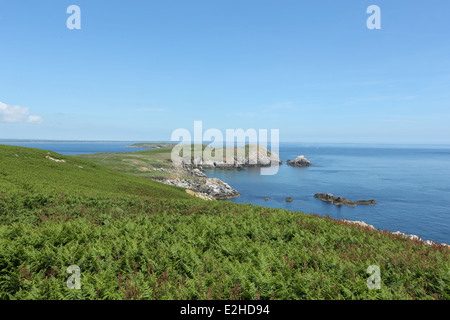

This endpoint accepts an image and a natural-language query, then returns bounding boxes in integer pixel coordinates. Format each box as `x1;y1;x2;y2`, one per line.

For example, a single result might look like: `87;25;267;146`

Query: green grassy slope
0;145;448;300
0;145;190;199
75;147;179;179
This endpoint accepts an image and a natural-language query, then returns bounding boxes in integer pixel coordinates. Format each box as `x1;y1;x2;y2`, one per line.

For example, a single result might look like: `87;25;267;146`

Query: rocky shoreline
146;145;285;199
147;145;283;199
144;146;449;248
153;176;239;200
341;219;449;247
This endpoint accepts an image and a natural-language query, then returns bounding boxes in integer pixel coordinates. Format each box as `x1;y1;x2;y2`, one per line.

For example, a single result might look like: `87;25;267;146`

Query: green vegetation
0;145;449;300
75;147;180;179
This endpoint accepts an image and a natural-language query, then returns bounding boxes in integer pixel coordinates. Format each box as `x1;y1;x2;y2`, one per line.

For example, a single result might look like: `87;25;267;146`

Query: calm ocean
2;141;449;244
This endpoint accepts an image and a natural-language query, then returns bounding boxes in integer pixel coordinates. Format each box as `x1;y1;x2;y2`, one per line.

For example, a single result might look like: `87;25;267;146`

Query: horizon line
1;139;450;146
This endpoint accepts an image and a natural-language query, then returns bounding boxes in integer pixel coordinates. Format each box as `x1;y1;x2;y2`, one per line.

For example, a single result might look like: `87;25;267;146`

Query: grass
75;147;181;179
0;144;449;300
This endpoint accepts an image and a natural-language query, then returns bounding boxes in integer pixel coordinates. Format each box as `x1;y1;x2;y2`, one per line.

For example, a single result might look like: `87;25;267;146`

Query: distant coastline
126;142;175;148
0;139;162;144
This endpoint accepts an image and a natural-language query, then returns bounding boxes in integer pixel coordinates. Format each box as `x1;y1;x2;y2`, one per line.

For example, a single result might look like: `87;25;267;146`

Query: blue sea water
0;141;148;155
205;143;450;245
1;141;449;244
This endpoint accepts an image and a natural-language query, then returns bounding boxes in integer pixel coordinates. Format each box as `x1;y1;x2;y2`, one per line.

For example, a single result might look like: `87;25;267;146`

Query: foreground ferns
0;145;448;300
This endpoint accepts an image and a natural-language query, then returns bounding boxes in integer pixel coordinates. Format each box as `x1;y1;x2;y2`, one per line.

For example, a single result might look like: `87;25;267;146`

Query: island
286;155;312;167
314;193;376;207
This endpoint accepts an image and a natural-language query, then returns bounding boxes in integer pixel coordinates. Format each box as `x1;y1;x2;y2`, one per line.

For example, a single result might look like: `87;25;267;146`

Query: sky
0;0;449;143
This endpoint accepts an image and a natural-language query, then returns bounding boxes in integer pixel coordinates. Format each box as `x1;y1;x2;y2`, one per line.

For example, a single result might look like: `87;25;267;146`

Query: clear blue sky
1;0;449;143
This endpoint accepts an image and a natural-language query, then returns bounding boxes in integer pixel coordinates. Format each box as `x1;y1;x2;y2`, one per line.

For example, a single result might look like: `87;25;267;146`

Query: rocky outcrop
391;231;449;247
156;177;239;200
185;189;215;201
314;193;353;206
182;145;282;171
287;155;311;167
356;200;376;205
314;193;375;207
341;220;449;248
144;157;240;199
190;169;207;177
181;167;208;177
46;155;66;163
342;219;376;230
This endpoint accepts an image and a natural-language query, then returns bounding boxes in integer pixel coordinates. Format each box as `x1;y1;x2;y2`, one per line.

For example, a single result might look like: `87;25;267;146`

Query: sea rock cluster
314;193;376;207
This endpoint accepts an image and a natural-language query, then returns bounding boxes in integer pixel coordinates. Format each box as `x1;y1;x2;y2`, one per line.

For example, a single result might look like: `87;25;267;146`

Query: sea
1;141;449;244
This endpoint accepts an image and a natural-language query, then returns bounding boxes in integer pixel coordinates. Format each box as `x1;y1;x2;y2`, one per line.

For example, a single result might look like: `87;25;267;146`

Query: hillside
0;145;448;300
0;145;191;200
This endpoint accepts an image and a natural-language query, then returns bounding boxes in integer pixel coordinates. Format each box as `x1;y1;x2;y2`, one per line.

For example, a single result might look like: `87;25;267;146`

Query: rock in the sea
314;193;365;207
287;155;311;167
264;197;270;201
286;197;294;202
314;193;335;202
356;200;376;205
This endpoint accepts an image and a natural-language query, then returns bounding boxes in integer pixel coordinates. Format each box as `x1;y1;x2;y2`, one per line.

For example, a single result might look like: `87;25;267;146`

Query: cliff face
150;161;240;200
181;145;282;170
159;177;239;200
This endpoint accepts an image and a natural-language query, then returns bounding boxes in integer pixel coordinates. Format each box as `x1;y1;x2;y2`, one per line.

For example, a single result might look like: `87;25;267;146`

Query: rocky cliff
180;144;282;170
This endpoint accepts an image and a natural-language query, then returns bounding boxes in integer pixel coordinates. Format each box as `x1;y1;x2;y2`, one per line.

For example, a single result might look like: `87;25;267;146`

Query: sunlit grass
0;145;448;300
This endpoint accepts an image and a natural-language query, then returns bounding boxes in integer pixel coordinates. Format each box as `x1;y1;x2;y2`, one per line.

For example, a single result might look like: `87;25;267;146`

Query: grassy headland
0;145;448;300
75;146;183;179
76;144;277;179
127;142;175;149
